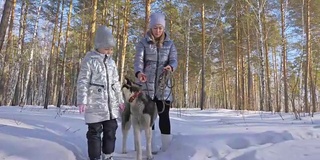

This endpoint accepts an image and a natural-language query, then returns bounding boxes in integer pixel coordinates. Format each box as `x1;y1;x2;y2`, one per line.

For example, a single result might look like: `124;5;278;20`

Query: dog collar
129;91;142;102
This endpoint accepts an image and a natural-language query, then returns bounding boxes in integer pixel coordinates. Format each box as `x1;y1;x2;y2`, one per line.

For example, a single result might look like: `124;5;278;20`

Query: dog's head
122;77;143;103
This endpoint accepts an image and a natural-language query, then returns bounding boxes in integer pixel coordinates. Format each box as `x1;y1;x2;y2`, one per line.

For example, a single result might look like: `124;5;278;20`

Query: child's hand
78;105;86;114
119;103;125;112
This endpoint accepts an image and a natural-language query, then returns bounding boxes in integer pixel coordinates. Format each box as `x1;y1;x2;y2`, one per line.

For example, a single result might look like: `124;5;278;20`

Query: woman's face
151;24;164;38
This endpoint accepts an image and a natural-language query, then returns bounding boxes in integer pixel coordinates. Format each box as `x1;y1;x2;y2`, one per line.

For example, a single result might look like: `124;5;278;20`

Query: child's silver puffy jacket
77;50;123;124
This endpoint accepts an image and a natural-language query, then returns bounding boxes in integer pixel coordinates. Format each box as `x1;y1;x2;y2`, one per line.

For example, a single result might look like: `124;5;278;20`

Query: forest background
0;0;318;119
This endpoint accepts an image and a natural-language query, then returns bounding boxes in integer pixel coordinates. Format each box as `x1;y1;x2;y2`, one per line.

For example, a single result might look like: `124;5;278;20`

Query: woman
134;12;178;153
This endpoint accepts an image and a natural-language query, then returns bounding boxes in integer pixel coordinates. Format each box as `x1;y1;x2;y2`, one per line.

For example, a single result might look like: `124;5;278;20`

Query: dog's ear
123;76;128;84
124;76;132;86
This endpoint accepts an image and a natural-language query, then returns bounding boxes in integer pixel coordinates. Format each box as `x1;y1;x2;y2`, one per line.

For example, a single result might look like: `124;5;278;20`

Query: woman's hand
163;65;173;72
138;72;147;82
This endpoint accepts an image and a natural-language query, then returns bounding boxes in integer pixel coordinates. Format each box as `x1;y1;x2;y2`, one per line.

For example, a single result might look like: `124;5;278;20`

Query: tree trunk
86;0;97;52
13;71;23;105
257;0;266;111
272;47;280;112
44;0;61;109
305;0;315;116
0;0;13;53
300;0;305;115
111;2;116;34
262;6;271;112
67;0;74;105
4;0;16;53
0;0;16;105
29;64;35;105
58;0;73;107
311;69;317;115
235;0;240;110
36;39;48;105
304;0;310;114
145;0;151;36
119;0;130;84
220;22;227;109
246;3;253;111
17;0;29;104
183;11;190;108
297;55;303;114
52;0;65;107
6;0;28;106
200;3;205;110
168;0;173;36
238;27;244;111
72;1;87;105
102;0;109;25
291;66;300;119
281;0;289;113
195;68;202;108
20;0;43;105
115;2;121;67
278;47;283;112
208;74;214;109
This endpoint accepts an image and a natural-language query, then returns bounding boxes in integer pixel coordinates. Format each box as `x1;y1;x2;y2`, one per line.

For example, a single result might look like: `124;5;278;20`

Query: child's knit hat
94;26;115;49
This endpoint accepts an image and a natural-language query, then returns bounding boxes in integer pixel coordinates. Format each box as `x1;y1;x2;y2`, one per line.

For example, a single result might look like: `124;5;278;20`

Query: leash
142;70;175;114
158;70;174;114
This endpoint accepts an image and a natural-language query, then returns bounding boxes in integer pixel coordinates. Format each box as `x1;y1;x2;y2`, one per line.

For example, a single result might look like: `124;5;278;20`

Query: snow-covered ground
1;105;320;160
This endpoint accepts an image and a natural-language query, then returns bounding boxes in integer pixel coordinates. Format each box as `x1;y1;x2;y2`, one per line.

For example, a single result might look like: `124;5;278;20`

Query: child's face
97;48;113;55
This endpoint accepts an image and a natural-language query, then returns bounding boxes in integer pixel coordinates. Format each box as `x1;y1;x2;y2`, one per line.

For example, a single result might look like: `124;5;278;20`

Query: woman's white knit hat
149;12;166;28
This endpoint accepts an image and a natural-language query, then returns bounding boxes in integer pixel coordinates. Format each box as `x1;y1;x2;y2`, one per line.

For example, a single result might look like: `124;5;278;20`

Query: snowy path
1;106;320;160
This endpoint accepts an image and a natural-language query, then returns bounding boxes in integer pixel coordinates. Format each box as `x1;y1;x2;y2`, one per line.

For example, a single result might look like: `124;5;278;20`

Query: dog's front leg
145;126;153;160
133;124;142;160
122;125;129;154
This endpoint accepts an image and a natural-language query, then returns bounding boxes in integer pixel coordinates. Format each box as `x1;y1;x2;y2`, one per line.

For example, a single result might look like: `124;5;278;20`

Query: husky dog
121;77;157;160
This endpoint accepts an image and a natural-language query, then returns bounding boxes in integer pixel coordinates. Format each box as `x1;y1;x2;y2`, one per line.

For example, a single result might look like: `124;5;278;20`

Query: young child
77;25;124;160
